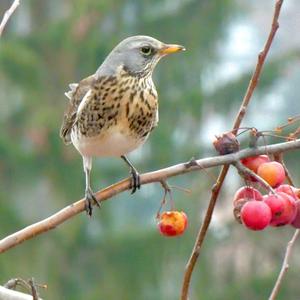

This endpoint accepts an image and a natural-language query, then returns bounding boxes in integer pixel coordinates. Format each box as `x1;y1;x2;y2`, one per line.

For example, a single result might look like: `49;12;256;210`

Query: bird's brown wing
60;75;96;144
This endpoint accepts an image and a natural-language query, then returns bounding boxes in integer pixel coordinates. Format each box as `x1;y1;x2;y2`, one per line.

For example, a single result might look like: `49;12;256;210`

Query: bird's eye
140;46;153;56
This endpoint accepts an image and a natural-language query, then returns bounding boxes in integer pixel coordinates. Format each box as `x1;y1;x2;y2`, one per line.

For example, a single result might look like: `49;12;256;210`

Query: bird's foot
130;167;141;194
85;188;101;216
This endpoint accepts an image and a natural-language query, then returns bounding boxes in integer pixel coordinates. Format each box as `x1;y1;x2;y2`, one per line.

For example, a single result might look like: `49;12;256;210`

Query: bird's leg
83;156;100;216
121;155;141;194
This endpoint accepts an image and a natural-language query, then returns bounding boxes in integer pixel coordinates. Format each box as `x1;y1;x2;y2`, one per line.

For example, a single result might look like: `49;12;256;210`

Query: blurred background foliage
0;0;300;299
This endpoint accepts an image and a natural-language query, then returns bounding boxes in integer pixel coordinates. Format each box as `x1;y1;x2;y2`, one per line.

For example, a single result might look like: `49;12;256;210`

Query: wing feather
60;75;95;144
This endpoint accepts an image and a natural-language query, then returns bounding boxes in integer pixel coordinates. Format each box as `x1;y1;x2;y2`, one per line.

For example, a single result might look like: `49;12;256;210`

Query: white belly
71;128;146;157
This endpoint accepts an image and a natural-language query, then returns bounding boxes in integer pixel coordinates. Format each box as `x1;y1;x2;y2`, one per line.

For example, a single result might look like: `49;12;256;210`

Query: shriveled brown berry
213;132;239;155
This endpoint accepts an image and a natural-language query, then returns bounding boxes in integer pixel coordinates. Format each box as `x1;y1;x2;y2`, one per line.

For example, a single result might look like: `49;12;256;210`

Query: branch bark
0;139;299;254
0;285;42;300
0;0;20;37
180;1;284;299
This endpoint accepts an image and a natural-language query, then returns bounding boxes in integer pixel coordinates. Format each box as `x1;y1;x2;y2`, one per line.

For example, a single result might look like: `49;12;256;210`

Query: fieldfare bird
60;35;185;216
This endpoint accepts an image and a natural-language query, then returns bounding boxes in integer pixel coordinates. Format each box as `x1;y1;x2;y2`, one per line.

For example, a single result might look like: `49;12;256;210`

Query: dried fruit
213;132;239;155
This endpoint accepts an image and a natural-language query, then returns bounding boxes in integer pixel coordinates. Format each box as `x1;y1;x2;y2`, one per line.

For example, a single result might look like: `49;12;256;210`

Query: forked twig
180;1;284;299
0;139;299;254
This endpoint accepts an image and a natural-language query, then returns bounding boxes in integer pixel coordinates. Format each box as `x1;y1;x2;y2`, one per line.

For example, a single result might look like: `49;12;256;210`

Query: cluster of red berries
234;155;300;230
155;154;299;236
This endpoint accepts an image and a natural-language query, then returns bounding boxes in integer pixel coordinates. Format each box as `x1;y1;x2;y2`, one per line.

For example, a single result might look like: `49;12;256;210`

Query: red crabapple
257;161;285;188
264;192;297;226
233;187;263;223
263;194;285;224
276;184;300;200
291;201;300;228
240;201;271;230
241;155;270;173
233;186;263;206
157;211;188;237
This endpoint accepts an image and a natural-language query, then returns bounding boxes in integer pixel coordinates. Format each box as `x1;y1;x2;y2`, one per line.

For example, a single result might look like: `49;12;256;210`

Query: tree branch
268;229;300;300
0;139;298;254
0;285;42;300
180;1;284;299
0;0;20;37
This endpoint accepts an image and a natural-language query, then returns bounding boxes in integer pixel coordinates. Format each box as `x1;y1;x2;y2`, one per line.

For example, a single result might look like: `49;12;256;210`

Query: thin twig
0;0;20;37
28;278;39;300
273;153;295;186
268;154;297;300
157;180;173;216
268;229;300;300
180;1;284;299
0;139;298;254
233;161;276;194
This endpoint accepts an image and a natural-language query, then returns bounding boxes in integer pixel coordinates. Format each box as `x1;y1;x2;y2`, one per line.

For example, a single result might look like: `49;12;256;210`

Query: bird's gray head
97;35;185;78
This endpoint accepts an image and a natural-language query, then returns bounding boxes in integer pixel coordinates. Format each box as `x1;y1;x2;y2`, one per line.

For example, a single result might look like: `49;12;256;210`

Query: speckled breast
71;68;158;157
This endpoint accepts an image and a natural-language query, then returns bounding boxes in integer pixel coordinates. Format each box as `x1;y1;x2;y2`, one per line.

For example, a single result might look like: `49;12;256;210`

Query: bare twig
268;153;298;300
273;153;295;186
0;139;298;254
158;180;174;214
28;278;39;300
0;0;20;37
268;229;300;300
180;1;284;299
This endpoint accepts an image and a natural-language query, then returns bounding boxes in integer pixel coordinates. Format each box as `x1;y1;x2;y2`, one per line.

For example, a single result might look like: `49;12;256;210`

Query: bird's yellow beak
159;44;186;55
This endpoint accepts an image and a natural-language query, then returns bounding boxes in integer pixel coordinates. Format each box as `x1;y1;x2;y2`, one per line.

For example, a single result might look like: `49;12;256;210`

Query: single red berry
263;194;285;224
257;161;285;188
240;201;271;230
233;186;263;207
241;155;270;173
276;184;299;200
233;187;263;223
264;192;297;226
157;211;188;237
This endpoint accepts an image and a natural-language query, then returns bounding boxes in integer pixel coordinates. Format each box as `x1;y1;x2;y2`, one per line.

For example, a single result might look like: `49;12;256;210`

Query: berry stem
233;161;276;194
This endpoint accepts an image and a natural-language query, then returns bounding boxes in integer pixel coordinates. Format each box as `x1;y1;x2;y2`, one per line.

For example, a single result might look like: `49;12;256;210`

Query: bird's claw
85;188;101;216
130;168;141;194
